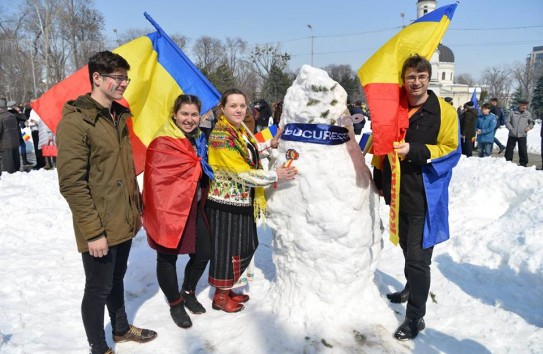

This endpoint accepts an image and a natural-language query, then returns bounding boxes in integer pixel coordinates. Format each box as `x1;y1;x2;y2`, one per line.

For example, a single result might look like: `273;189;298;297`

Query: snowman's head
281;65;348;126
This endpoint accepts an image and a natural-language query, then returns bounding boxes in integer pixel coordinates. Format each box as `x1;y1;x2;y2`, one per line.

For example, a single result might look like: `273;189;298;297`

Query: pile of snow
266;65;382;341
0;119;542;353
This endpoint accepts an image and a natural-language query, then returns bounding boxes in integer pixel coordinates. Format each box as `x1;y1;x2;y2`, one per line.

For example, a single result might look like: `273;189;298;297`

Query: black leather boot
394;317;425;340
386;287;409;303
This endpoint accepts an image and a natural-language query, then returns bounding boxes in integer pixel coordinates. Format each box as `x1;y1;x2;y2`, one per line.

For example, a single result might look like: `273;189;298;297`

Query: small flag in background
22;132;31;141
471;88;480;111
254;125;278;143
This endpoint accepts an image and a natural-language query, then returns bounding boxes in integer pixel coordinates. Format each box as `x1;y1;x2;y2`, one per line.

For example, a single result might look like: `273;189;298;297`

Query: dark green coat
57;94;142;253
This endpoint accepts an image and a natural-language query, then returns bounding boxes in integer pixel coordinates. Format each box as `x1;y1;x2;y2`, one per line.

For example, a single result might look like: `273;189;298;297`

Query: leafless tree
250;43;290;82
0;9;36;101
63;0;105;70
480;65;512;103
192;36;224;73
224;37;247;77
455;72;476;87
510;61;543;104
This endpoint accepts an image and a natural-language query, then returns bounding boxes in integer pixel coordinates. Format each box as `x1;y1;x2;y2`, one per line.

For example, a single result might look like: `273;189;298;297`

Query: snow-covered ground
0;124;542;354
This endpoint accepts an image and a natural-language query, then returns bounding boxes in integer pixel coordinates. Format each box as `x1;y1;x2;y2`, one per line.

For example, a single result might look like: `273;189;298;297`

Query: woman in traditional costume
206;88;296;312
143;95;215;328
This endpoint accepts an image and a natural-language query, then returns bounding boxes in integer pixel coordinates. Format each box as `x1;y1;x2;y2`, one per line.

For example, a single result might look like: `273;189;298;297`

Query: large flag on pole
31;12;220;174
358;3;458;156
357;3;458;245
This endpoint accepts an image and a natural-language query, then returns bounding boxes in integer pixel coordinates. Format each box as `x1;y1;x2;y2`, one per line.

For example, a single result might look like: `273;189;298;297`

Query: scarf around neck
208;115;266;219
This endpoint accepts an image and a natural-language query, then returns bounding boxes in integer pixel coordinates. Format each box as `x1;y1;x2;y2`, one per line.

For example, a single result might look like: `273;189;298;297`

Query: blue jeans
81;240;132;353
478;142;492;157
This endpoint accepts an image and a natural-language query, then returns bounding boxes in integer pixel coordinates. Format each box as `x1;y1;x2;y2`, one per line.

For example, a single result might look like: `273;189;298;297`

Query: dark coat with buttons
57;94;142;252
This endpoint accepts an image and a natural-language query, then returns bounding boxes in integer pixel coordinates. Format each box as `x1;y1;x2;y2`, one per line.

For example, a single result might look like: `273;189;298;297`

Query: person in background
0;98;22;174
243;106;256;133
272;100;283;126
206;88;296;313
351;99;367;135
7;101;31;166
253;99;272;132
504;99;534;167
143;94;214;329
373;54;460;341
475;103;497;157
460;101;477;157
56;51;157;354
28;109;46;169
489;97;506;154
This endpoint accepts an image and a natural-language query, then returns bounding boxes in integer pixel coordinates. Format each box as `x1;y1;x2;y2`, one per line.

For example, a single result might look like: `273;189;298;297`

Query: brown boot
229;290;250;303
212;288;244;313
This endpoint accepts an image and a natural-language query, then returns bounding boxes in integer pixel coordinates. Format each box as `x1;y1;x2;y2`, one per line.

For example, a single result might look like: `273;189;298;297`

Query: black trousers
461;137;473;157
156;212;211;303
81;240;132;354
505;136;528;166
31;130;45;168
398;211;434;320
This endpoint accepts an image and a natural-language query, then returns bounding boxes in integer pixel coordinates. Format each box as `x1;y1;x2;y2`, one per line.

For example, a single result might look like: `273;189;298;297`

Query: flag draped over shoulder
358;3;458;156
30;12;220;174
358;3;458;246
142;118;204;249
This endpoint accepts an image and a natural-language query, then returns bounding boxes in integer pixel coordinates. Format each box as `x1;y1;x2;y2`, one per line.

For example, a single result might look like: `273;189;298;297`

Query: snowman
266;65;383;338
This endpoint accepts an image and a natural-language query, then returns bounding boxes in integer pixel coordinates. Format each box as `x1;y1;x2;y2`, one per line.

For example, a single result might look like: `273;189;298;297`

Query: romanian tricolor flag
22;132;31;141
358;3;458;246
30;12;220;174
358;3;458;156
253;125;278;143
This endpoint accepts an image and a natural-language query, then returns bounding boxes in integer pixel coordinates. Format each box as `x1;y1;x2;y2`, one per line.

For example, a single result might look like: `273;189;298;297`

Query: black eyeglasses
101;74;131;84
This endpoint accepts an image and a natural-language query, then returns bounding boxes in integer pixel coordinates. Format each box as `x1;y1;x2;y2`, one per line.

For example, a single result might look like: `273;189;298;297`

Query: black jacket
376;91;442;214
0;108;21;151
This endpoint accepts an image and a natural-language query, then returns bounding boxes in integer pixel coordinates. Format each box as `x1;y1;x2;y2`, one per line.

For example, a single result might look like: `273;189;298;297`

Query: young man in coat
56;51;157;354
374;54;460;341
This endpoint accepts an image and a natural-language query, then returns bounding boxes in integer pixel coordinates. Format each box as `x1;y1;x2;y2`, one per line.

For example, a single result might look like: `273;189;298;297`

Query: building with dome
417;0;476;109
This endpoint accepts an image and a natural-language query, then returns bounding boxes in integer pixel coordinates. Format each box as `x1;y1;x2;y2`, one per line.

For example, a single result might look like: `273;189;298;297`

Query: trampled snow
1;125;542;353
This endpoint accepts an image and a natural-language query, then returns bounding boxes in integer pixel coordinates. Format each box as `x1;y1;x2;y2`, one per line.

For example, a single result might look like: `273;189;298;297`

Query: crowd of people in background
0;98;57;178
457;97;535;166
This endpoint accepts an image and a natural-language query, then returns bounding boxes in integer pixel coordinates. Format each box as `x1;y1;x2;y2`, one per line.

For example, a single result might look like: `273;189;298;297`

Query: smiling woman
142;93;215;329
205;88;296;313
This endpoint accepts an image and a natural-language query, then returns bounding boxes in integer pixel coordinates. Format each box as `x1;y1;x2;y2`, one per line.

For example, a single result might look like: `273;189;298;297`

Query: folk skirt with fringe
205;205;258;289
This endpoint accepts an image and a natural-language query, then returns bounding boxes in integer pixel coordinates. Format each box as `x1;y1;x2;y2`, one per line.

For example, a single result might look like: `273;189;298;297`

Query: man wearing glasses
373;54;460;341
57;51;157;354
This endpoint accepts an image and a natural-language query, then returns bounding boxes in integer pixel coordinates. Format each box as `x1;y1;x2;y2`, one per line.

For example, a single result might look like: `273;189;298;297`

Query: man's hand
393;142;410;158
88;237;109;257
